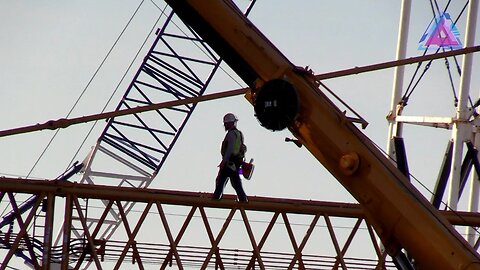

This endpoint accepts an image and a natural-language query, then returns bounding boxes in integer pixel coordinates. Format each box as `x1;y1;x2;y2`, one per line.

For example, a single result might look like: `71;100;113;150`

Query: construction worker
212;113;248;202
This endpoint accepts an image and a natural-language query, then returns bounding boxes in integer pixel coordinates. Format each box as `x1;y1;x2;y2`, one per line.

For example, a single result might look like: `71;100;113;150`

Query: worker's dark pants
213;166;248;202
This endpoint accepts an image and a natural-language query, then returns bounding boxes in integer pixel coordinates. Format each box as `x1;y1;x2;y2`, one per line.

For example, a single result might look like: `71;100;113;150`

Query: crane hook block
254;79;299;131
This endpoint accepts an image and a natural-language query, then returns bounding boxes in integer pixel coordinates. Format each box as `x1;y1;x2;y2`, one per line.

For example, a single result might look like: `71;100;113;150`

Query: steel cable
25;0;147;179
401;0;469;107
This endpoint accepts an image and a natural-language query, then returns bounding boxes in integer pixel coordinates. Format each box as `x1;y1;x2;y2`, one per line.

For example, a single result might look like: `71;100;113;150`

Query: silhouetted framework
80;8;222;190
97;10;220;174
67;1;256;252
1;178;480;269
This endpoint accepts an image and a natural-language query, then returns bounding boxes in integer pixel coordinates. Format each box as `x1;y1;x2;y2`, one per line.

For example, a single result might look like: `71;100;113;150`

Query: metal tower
386;0;480;244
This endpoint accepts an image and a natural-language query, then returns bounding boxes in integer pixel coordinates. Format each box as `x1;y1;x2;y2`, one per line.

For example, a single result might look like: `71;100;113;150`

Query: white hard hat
223;113;238;123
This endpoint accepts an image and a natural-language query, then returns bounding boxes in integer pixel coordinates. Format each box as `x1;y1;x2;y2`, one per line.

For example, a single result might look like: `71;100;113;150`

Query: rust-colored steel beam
1;47;479;141
333;218;364;269
160;206;196;269
0;177;478;269
0;177;363;217
315;45;480;80
1;177;480;227
239;208;264;269
61;194;72;270
1;192;43;269
42;194;55;270
246;212;279;270
0;88;248;138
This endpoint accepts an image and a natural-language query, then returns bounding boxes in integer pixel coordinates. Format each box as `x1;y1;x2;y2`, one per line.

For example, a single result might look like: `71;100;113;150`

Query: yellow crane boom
164;0;480;269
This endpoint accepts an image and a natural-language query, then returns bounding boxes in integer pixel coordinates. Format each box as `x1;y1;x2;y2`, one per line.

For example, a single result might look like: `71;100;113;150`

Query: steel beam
315;45;480;81
0;88;247;138
1;46;479;140
1;177;480;268
1;177;480;226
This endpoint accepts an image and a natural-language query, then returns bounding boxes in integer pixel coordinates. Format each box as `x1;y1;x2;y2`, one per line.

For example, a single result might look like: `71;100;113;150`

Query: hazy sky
0;0;479;267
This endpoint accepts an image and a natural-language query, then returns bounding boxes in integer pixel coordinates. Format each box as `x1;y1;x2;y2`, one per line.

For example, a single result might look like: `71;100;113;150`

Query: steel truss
65;1;256;251
386;0;480;246
83;8;222;188
2;177;480;269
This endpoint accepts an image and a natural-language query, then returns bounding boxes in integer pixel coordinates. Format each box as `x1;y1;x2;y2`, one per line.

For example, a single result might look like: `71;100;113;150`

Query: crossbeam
315;45;480;80
1;177;480;268
0;88;248;138
0;177;480;226
1;46;479;139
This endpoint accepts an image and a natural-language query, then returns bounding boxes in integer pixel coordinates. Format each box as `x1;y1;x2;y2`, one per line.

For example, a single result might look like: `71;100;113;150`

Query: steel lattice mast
386;0;480;245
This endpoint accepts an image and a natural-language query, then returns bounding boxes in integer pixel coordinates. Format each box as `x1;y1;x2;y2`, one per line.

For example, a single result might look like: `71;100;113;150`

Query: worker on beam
213;113;248;202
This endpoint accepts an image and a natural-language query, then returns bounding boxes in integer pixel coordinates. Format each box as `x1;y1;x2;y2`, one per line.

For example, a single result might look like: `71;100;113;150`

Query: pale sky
0;0;479;268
